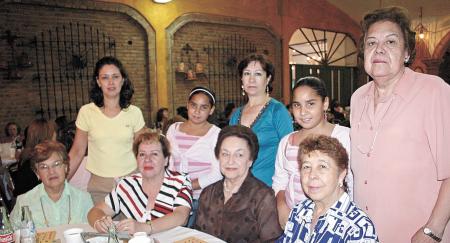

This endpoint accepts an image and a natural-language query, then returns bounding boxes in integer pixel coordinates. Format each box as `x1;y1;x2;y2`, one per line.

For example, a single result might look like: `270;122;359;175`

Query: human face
35;153;67;191
292;86;328;130
300;151;346;207
187;93;214;125
96;64;124;98
219;136;253;183
7;124;18;137
364;21;409;86
241;61;271;97
137;142;167;179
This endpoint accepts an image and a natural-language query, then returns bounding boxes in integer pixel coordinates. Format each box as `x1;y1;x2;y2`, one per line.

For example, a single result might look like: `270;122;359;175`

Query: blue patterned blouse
277;193;379;243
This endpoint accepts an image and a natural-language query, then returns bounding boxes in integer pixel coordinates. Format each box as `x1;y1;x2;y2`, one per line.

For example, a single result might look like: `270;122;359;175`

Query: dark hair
4;122;20;137
25;118;55;149
223;102;236;118
189;86;216;107
215;125;259;161
238;53;275;92
298;135;348;191
90;56;134;109
30;140;69;175
56;121;76;151
359;6;416;66
156;108;168;123
293;76;328;101
133;130;170;159
176;106;188;120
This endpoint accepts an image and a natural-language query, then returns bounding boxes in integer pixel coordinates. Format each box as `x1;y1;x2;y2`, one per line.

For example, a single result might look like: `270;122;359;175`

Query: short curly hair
298;135;349;190
133;130;171;159
90;56;134;109
358;6;416;67
214;125;259;162
30;140;69;175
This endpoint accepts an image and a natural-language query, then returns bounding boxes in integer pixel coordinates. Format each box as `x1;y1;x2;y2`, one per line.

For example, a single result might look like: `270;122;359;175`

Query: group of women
6;6;449;243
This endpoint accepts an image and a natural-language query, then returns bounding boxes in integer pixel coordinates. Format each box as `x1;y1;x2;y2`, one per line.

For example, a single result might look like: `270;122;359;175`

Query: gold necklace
40;195;71;227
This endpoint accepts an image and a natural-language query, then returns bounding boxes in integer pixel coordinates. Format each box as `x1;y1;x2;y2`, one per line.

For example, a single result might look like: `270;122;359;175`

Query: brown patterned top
195;174;282;243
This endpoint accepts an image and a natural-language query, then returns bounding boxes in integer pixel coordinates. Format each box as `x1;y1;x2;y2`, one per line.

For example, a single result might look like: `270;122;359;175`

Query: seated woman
88;131;192;235
195;125;282;242
10;140;93;228
277;135;378;242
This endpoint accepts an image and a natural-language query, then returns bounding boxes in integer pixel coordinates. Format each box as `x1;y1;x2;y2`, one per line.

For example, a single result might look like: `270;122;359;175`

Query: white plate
86;236;124;243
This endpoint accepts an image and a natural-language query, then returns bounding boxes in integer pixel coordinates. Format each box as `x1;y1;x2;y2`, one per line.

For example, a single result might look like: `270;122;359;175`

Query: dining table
37;223;226;243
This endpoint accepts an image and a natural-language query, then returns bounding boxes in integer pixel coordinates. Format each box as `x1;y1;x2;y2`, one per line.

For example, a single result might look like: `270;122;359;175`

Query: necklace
238;98;271;128
223;180;239;194
356;94;396;157
40;195;71;227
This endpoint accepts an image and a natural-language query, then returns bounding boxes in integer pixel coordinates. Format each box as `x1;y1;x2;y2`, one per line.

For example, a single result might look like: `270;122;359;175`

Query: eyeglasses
37;160;65;171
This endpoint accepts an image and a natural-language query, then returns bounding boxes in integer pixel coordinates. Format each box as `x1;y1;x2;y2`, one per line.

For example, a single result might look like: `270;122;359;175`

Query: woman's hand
116;218;147;235
93;215;114;233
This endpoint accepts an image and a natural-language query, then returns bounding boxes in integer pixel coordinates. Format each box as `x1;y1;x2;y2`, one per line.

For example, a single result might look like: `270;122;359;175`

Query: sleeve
197;128;223;189
132;106;146;132
425;79;450;180
166;124;177;171
9;195;23;229
336;127;354;200
174;175;193;209
272;135;290;195
272;102;294;139
75;105;89;132
193;186;211;230
80;191;94;223
104;181;122;215
257;190;283;242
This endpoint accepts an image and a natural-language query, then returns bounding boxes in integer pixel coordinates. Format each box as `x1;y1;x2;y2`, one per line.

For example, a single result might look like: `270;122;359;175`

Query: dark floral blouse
195;173;282;243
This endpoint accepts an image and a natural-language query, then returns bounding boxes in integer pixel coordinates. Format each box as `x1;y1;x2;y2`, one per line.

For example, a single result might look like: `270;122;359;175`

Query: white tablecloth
38;224;226;243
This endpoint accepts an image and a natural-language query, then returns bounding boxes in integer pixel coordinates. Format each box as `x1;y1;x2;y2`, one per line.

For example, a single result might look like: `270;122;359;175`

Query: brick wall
170;21;280;113
0;1;152;133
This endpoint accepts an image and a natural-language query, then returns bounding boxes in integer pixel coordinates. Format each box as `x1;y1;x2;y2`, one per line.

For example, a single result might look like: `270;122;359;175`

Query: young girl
272;76;353;228
166;86;222;226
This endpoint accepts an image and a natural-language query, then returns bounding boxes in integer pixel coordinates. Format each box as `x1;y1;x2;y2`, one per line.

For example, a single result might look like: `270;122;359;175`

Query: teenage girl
166;86;222;226
272;76;353;228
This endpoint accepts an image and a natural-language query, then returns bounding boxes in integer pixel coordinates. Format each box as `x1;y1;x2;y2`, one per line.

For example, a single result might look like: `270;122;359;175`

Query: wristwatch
423;227;442;242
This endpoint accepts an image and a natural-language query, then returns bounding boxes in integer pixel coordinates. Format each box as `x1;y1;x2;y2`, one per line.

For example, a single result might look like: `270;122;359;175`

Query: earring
241;85;245;96
266;85;269;95
404;56;410;64
339;182;343;188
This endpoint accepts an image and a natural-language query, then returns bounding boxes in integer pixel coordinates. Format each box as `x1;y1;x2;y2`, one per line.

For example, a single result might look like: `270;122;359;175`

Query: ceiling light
153;0;172;3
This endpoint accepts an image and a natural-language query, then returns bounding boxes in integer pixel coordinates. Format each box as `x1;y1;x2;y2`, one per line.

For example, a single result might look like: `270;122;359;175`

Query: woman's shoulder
66;182;92;199
332;124;350;136
165;169;190;183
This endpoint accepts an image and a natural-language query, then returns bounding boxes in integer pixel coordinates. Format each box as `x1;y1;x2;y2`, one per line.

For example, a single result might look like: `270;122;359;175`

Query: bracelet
146;220;153;235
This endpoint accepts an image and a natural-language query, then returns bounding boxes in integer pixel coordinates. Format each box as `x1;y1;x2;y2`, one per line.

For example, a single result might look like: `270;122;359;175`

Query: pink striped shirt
167;123;222;199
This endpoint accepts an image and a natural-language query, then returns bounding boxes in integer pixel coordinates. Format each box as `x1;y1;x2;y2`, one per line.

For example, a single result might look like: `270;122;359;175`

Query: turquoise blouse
10;181;93;229
230;98;293;186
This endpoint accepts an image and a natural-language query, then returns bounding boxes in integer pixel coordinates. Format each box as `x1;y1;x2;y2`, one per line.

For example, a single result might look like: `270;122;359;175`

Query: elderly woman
350;7;450;242
277;135;378;242
69;56;146;203
10;140;93;228
11;118;56;196
229;54;293;186
87;131;192;235
195;125;282;242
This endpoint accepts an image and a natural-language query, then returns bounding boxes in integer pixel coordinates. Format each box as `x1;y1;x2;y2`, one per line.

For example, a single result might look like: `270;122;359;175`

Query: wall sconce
414;7;428;39
176;43;205;81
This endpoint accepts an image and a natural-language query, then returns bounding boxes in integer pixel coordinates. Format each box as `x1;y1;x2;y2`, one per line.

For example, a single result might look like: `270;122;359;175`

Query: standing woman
272;76;353;228
166;86;222;225
69;56;145;203
351;7;450;242
229;54;293;186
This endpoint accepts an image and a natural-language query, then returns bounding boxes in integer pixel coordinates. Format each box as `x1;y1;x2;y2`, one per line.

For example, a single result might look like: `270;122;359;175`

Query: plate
85;236;124;243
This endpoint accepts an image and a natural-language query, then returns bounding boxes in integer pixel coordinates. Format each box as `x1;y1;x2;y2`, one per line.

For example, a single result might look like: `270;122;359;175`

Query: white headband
189;88;215;105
